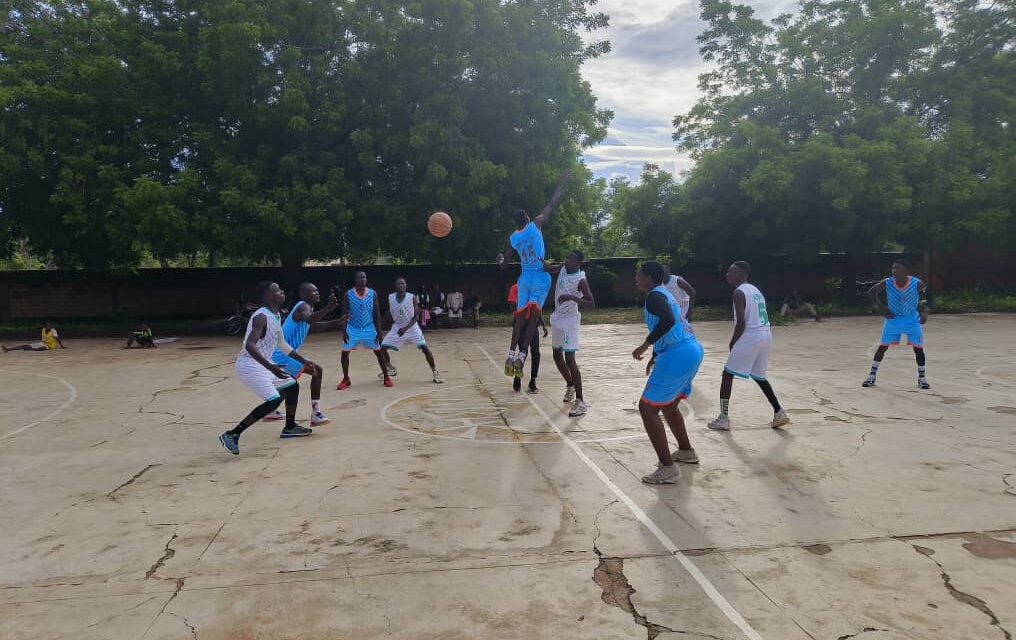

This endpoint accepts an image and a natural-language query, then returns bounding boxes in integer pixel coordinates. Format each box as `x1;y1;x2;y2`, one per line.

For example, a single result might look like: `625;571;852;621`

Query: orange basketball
428;211;453;238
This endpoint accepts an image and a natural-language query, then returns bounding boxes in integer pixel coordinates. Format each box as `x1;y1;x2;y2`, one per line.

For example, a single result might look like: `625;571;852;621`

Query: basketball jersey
735;283;771;331
41;327;59;350
665;275;691;316
347;288;376;330
885;276;921;321
238;307;286;362
644;286;694;354
271;301;309;363
510;222;545;273
552;269;586;318
389;292;417;329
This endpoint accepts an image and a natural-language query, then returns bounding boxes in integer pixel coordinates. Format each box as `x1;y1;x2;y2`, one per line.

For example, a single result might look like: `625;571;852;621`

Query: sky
580;0;797;183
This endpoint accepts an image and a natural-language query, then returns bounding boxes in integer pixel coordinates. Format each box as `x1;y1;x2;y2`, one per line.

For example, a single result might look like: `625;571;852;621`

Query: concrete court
1;314;1014;640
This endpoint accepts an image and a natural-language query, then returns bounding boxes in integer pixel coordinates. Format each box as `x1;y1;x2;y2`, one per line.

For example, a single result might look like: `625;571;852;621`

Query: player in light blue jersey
337;271;391;390
496;169;571;380
864;259;930;389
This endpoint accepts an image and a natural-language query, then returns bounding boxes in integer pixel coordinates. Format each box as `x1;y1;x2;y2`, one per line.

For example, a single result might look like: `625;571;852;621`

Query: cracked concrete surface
1;316;1015;639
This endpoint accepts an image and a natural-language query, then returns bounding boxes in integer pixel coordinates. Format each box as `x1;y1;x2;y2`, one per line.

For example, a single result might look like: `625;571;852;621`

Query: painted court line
476;344;766;640
1;372;78;441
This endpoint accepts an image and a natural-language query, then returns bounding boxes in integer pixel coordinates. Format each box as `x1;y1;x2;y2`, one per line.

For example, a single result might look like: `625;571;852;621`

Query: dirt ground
1;314;1014;640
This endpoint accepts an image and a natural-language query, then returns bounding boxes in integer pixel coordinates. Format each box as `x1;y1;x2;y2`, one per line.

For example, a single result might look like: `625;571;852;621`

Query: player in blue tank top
631;261;705;485
267;283;346;426
338;271;392;389
496;169;572;381
863;259;930;389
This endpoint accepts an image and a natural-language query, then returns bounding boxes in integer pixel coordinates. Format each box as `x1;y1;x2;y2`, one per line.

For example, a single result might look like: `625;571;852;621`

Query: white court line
0;372;78;441
476;344;765;640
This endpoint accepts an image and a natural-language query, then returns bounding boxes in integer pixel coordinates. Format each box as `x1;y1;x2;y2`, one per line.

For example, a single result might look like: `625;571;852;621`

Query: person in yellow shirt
3;321;66;352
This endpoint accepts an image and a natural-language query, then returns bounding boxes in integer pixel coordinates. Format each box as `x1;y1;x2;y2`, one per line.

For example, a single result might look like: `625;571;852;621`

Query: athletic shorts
880;317;923;347
550;313;580;352
382;324;427;351
515;271;552;315
235;358;296;401
642;339;704;406
343;325;380;351
724;330;772;381
273;352;309;378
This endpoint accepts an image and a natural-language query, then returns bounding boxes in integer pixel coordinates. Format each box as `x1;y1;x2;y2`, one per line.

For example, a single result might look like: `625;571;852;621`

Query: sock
518;350;528;365
312;400;321;412
507;348;516;360
869;360;881;378
229;423;248;437
918;366;926;379
719;399;729;417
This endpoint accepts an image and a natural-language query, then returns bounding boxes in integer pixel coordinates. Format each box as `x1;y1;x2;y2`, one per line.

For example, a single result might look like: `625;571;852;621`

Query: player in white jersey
380;277;444;384
219;282;318;455
708;262;790;431
663;265;696;321
544;250;595;416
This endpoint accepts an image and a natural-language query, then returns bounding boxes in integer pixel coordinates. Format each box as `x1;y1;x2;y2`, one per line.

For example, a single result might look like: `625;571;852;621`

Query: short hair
395;276;406;283
298;282;316;294
512;209;528;227
893;258;910;268
640;260;666;285
570;249;585;262
255;281;275;301
732;261;751;276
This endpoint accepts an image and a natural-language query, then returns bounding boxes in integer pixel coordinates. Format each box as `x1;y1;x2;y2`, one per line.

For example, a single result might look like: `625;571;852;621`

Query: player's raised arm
306;293;338;324
533;169;572;228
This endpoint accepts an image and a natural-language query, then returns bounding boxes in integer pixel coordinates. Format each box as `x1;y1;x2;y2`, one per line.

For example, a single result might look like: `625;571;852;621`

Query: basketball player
218;281;316;455
497;169;572;379
632;261;704;484
707;261;790;431
338;271;390;389
663;265;696;321
380;277;444;384
508;282;546;394
862;259;930;389
264;283;347;425
544;250;595;417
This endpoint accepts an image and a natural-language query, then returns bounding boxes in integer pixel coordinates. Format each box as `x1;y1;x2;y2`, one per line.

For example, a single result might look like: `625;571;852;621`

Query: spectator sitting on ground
446;286;464;328
124;323;156;349
417;285;432;329
3;321;66;353
467;290;482;329
781;291;821;321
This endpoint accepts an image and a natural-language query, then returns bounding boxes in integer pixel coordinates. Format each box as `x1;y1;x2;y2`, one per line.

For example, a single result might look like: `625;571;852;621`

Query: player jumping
380;277;444;384
219;281;317;455
863;259;930;389
708;261;790;431
544;250;595;417
337;271;390;389
497;169;572;379
632;261;704;484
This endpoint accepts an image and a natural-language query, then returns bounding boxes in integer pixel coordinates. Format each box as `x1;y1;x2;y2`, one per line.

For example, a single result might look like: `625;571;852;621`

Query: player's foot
310;411;330;426
527;381;539;394
337;377;351;390
862;375;876;388
383;376;394;387
918;377;931;390
563;385;576;403
504;358;515;377
568;399;588;417
671;447;699;464
513;357;525;378
432;370;444;384
264;410;285;421
512;377;522;393
771;409;791;429
707;415;731;431
280;425;313;438
218;431;240;455
641;463;681;484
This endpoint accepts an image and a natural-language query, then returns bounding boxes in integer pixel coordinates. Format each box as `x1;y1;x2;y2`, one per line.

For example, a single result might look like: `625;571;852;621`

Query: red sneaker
383;376;394;387
337;378;351;390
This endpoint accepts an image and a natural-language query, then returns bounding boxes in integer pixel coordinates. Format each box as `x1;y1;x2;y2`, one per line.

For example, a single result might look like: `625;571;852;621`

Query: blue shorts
343;325;380;351
880;317;923;347
273;352;308;378
515;271;552;315
641;339;704;407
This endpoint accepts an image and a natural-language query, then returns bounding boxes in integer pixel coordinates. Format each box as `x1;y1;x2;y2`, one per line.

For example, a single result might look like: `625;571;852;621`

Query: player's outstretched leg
914;347;930;389
708;372;734;431
639;401;681;484
552;348;574;401
863;345;888;387
663;401;697;463
756;379;789;428
219;395;284;455
338;351;352;390
565;351;587;416
506;313;524;377
527;334;540;394
374;349;393;387
420;346;443;384
279;383;313;438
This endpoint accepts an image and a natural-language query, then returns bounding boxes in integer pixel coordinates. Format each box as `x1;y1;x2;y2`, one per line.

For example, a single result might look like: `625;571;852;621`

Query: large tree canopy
1;0;612;269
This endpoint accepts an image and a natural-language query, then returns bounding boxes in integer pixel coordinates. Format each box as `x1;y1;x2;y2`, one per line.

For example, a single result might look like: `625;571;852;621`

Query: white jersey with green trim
735;283;771;332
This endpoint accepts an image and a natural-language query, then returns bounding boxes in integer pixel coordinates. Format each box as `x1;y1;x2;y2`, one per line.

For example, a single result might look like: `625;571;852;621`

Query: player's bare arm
245;314;286;378
869;280;893;318
305;294;338;323
676;277;696;318
373;294;383;344
533;169;572;228
918;281;929;324
341;293;351;343
634;291;674;360
730;289;747;351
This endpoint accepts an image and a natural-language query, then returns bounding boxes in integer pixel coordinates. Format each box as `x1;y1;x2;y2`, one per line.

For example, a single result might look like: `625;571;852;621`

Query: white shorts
550;313;580;352
724;330;772;381
235;358;296;401
381;324;427;351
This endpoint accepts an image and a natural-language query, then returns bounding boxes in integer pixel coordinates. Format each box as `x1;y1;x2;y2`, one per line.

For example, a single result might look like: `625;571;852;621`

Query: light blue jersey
347;288;377;330
642;285;703;406
271;300;310;372
510;222;546;273
885;276;922;321
644;285;694;354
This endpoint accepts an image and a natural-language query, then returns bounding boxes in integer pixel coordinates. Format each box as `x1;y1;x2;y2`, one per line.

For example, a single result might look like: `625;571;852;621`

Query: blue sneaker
219;431;239;455
280;425;313;438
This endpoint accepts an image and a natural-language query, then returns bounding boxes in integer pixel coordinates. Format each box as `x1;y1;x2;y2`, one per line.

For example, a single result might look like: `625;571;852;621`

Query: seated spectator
125;323;156;349
418;285;432;329
446;287;464;328
3;321;66;352
781;291;821;321
467;290;482;329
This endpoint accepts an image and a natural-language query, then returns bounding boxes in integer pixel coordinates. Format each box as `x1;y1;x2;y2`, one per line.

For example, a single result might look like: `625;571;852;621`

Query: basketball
428;211;453;238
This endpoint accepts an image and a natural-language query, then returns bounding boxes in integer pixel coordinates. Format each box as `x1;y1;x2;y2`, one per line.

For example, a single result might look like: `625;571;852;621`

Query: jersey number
757;302;770;326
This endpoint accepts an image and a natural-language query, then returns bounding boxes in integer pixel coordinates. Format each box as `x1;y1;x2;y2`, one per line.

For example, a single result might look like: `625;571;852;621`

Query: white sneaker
707;415;731;431
310;411;330;426
432;370;444;384
671;448;699;464
563;386;576;403
641;463;681;484
568;399;588;417
264;410;285;421
771;409;790;429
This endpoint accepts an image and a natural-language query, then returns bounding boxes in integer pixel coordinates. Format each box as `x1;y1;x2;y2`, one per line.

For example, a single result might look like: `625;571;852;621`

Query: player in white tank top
662;266;696;320
380;277;444;384
546;250;596;416
707;262;789;431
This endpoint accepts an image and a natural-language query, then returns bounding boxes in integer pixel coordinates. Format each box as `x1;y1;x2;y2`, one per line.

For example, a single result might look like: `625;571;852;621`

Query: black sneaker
512;377;522;393
280;425;313;438
527;381;539;394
